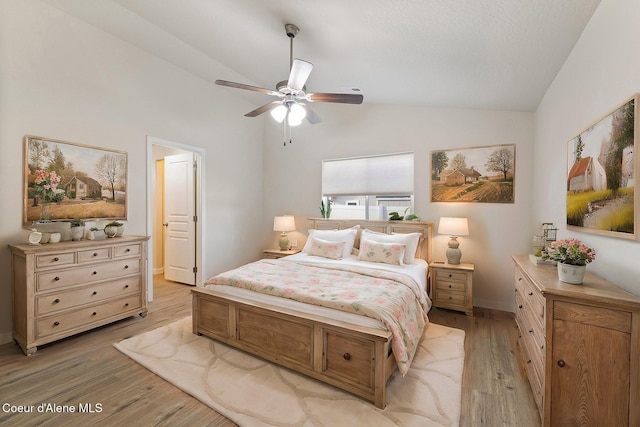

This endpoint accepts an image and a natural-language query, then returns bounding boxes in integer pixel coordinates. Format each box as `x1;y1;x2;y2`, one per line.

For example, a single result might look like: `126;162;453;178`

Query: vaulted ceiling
45;0;601;111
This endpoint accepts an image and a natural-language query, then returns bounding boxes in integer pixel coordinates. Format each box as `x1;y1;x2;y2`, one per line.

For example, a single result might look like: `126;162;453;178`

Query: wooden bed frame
192;218;434;408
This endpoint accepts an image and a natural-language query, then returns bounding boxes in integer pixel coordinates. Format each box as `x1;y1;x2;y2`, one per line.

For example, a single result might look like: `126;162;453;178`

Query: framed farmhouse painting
566;94;639;240
23;135;128;226
431;144;516;203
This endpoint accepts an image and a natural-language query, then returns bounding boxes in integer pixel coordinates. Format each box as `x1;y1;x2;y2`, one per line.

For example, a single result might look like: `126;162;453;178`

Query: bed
191;218;434;408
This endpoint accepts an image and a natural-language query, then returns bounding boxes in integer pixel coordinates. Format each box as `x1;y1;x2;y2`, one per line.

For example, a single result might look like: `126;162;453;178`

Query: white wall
0;1;265;344
534;0;640;295
263;103;535;311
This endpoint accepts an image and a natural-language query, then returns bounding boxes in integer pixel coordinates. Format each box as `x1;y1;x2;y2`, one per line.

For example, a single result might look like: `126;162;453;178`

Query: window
322;152;414;220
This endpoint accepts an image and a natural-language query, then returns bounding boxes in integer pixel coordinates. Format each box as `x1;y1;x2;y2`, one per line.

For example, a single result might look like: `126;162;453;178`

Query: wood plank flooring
0;277;540;426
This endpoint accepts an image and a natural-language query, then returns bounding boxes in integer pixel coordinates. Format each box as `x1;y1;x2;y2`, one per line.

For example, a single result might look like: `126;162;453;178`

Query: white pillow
360;229;421;264
307;237;346;260
302;226;359;258
358;240;406;265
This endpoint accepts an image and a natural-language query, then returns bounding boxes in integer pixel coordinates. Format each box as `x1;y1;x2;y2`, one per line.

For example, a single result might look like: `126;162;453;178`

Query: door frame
146;136;206;301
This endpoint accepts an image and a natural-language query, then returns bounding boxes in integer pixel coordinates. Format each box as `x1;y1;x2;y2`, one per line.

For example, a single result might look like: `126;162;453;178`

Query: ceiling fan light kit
215;23;363;145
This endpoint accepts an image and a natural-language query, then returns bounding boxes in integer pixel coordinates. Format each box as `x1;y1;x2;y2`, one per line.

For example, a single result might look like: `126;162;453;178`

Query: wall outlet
291;240;298;248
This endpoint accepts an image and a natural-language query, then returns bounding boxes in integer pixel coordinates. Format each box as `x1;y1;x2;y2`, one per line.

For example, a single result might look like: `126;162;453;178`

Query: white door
164;153;196;285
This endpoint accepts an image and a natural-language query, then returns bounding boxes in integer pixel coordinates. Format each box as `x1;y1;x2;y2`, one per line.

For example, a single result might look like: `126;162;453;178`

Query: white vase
557;263;586;284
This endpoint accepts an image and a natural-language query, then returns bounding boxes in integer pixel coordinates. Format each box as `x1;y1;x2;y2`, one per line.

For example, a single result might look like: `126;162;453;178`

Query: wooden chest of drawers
512;255;640;426
9;236;149;355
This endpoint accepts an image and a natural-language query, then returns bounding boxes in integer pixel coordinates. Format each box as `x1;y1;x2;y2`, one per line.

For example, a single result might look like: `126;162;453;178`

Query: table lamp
273;215;296;251
438;217;469;264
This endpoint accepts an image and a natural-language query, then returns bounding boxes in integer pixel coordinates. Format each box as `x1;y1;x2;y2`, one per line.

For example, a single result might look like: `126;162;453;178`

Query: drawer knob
53;257;59;262
518;305;523;309
54;276;60;281
54;298;60;304
448;274;452;278
92;291;97;296
518;277;522;281
529;329;534;334
92;312;97;316
528;291;533;296
343;353;351;360
125;248;131;253
92;271;97;275
53;321;60;326
124;265;129;269
557;359;566;368
125;303;129;307
448;285;452;288
93;252;98;257
124;284;129;289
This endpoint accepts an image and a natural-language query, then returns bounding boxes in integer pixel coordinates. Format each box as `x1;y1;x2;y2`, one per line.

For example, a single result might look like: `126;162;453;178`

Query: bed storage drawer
324;329;375;390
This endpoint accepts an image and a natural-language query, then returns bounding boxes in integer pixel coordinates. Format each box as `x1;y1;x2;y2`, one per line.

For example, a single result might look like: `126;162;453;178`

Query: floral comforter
204;259;431;376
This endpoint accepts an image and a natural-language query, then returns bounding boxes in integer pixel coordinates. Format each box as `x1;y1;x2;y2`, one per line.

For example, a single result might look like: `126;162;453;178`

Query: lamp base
446;236;462;264
278;233;289;251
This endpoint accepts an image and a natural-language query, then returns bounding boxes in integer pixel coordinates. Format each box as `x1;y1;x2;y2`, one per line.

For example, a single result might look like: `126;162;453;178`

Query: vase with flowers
32;170;65;221
542;238;596;284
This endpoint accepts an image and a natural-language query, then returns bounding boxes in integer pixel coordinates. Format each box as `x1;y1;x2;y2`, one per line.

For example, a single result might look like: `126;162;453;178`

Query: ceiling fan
215;24;364;145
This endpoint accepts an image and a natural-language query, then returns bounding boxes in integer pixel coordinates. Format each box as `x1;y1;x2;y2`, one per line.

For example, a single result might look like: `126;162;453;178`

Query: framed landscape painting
23;135;128;226
431;144;516;203
566;94;639;240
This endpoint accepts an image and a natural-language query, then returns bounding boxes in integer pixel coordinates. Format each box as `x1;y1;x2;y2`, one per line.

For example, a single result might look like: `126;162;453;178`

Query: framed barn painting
431;144;516;203
23;135;128;226
566;94;639;240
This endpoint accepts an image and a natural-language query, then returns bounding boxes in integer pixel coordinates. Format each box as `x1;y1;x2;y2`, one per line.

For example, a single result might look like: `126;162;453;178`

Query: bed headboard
307;218;434;264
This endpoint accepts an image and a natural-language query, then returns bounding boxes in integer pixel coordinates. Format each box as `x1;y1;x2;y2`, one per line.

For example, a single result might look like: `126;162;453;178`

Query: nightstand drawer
434;269;467;283
435;290;466;306
435;280;466;292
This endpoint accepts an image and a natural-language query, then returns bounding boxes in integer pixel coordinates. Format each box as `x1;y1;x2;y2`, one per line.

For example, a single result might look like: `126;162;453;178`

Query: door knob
163;223;169;227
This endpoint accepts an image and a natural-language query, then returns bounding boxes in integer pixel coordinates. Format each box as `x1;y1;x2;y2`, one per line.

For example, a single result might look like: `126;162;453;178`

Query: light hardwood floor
0;277;540;426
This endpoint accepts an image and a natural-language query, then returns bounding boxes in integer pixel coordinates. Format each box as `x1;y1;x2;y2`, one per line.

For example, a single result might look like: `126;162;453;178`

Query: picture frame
23;135;128;226
431;144;516;203
566;94;639;240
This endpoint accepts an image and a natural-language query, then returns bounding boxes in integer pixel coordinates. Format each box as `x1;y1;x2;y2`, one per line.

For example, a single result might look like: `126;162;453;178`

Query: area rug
114;317;465;426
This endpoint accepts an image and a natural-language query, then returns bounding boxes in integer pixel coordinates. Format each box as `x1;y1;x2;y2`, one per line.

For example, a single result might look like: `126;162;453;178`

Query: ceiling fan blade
215;79;277;95
245;101;282;117
308;92;364;104
287;59;314;91
299;104;322;124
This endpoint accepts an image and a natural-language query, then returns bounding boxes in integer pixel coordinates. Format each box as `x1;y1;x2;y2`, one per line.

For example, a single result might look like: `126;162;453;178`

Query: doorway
146;136;206;301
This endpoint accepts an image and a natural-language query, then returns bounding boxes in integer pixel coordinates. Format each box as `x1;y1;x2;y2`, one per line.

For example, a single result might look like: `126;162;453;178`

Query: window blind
322;152;414;196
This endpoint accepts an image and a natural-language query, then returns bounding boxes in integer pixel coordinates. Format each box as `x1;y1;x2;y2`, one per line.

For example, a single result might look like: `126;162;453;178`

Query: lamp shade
438;217;469;236
273;215;296;232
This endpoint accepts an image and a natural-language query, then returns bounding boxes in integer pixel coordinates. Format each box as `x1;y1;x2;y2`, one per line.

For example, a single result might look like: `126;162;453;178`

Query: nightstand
430;262;475;316
263;249;301;259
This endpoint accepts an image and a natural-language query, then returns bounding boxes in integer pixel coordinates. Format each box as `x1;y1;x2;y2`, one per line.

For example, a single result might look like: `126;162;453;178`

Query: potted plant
542;239;596;284
69;219;85;241
86;226;106;241
105;221;124;237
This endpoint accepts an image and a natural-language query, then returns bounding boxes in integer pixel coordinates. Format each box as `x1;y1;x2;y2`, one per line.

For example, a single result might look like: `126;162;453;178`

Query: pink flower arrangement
543;239;596;266
33;169;64;202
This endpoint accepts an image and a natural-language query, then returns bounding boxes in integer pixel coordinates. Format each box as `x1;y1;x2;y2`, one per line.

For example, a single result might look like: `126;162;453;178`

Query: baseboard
153;268;164;275
0;331;13;346
473;298;515;314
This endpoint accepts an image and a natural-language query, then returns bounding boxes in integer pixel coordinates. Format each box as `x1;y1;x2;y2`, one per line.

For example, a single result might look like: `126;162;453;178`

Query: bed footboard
191;287;395;408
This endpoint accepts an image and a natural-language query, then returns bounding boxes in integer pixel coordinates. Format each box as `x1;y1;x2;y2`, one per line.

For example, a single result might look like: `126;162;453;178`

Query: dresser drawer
37;259;141;291
36;252;75;269
77;247;111;263
435;269;467;283
114;243;141;258
36;295;142;338
36;277;141;315
324;329;375;390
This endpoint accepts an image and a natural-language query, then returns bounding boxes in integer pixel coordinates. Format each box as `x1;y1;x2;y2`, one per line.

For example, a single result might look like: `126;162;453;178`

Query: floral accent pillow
308;238;346;260
358;240;406;265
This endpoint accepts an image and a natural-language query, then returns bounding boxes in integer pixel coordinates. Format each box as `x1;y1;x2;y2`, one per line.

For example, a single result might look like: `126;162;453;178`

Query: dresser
9;236;149;355
430;262;474;316
512;255;640;426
